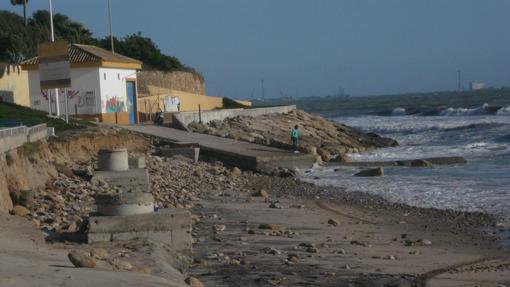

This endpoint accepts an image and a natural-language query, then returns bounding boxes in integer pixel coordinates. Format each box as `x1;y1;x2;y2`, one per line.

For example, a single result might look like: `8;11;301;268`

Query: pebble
258;223;282;231
327;219;340;226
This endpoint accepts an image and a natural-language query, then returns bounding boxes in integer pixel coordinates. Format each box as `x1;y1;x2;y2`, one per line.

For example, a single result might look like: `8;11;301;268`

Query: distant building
21;44;142;124
470;82;486;91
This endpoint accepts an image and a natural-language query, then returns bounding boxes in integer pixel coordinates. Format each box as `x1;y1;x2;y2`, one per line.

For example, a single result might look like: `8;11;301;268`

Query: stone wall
173;105;297;128
138;70;205;95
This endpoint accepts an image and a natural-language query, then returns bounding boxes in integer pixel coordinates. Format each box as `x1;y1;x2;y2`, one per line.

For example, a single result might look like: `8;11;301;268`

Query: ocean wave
391;107;407;116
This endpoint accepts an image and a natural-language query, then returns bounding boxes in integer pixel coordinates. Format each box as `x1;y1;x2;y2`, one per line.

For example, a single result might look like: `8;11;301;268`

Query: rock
68;250;96;268
418;239;433;246
90;248;109;260
252;189;269;198
331;154;352;163
262;247;282;255
423;157;467;165
258;223;282;231
213;224;226;232
327;219;340;226
410;159;433;167
231;167;242;177
317;149;332;162
11;205;30;217
185;277;204;287
110;259;133;270
354;168;384;177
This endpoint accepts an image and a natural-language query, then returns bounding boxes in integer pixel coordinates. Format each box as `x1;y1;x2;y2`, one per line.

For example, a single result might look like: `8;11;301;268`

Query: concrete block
157;147;200;163
95;192;154;216
128;155;146;169
97;148;129;171
91;168;150;193
87;232;112;244
88;209;191;234
111;231;171;242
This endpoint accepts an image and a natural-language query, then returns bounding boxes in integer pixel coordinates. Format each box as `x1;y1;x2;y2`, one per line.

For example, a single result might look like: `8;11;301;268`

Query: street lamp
10;0;28;26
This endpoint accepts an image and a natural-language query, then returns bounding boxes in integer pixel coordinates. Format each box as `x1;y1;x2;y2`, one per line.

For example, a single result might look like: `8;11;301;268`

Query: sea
292;94;510;223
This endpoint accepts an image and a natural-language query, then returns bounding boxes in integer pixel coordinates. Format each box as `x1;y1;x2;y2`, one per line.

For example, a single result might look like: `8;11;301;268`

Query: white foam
391;107;407;116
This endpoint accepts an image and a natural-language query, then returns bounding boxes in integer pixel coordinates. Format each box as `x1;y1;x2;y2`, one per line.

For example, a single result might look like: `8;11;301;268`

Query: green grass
0;102;95;133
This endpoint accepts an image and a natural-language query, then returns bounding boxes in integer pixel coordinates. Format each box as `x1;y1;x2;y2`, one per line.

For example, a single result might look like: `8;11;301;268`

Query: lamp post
10;0;28;26
48;0;60;117
108;0;114;53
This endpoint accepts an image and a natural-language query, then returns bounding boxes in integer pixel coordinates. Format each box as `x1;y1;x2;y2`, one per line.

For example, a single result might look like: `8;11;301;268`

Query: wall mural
104;96;126;113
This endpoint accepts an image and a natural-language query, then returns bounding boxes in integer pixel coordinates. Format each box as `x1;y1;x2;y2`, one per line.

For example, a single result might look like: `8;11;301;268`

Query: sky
2;0;510;98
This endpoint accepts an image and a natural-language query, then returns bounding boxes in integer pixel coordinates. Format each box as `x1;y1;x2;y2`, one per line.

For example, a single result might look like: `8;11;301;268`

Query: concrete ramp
124;125;315;172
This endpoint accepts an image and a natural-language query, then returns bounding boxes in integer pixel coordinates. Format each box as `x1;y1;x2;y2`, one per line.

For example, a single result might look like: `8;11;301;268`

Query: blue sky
3;1;510;98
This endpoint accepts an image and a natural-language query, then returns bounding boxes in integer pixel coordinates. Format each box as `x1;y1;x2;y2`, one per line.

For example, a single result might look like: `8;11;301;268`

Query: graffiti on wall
103;96;126;113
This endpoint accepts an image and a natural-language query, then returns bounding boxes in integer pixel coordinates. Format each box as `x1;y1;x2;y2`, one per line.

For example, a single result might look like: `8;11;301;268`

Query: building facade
21;44;142;124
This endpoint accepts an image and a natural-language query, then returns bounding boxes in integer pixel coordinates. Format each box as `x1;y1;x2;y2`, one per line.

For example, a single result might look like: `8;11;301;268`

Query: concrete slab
124;125;316;171
156;147;200;163
87;209;192;254
91;168;150;193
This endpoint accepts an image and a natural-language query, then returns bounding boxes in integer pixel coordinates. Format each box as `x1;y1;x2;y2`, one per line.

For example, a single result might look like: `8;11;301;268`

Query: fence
0;124;48;154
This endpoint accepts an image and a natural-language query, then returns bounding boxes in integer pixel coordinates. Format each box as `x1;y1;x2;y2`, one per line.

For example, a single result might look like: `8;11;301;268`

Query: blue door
126;81;136;124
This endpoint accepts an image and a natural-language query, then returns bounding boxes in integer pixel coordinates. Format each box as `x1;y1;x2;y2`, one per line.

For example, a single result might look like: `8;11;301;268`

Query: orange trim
22;61;141;71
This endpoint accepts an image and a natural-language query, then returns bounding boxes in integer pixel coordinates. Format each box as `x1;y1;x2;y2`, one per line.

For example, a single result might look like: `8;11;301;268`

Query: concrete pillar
97;148;129;171
95;192;154;216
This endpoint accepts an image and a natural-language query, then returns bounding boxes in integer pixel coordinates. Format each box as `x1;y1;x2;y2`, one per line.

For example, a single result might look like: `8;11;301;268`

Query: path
124;125;316;171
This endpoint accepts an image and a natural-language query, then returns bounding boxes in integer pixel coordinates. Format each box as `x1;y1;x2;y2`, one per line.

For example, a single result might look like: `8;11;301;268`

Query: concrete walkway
124;125;315;171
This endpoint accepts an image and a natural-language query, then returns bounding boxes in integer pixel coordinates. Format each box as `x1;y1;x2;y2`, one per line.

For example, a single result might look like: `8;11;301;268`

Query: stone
354;168;384;177
11;205;30;217
213;224;226;232
331;154;352;163
410;159;433;167
231;167;242;177
252;189;269;198
263;247;282;255
185;277;204;287
327;219;339;226
258;223;282;231
110;259;133;270
288;254;299;263
418;239;433;246
90;248;109;260
68;250;96;268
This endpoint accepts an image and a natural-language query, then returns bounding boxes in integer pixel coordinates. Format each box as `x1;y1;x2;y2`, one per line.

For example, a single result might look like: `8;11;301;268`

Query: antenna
457;70;461;92
261;79;265;100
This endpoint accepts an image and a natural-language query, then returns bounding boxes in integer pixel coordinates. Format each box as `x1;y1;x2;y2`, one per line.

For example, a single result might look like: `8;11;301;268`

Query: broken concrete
88;209;192;255
91;169;150;193
157;147;200;163
128;155;146;169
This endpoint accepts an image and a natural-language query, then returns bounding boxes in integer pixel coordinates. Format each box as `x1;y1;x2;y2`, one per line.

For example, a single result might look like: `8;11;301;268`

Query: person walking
291;125;299;153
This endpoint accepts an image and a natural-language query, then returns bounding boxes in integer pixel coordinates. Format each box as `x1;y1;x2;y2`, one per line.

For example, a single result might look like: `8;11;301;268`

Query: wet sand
190;175;510;286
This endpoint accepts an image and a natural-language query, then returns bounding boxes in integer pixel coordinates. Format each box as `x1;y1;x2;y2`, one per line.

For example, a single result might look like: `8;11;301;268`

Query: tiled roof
21;44;142;66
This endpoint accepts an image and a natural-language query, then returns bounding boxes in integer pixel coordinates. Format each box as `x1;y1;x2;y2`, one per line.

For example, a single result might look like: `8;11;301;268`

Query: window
104;73;106;80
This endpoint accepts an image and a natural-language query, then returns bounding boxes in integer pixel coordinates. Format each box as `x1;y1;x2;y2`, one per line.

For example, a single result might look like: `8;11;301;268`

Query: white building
21;44;142;124
470;82;486;91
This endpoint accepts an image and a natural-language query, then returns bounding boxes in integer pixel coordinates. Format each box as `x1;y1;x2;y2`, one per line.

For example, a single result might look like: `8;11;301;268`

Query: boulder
354;168;384;177
185;277;205;287
68;250;96;268
11;205;30;217
331;154;352;163
231;167;242;177
90;248;109;260
410;159;433;167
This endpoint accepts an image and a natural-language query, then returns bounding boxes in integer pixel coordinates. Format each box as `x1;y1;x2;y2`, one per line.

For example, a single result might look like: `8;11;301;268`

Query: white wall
98;68;137;113
28;67;101;115
28;67;137;115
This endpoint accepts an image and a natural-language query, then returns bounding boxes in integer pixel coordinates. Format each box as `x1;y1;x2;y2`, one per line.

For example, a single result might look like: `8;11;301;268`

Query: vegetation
0;102;94;132
0;10;199;76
